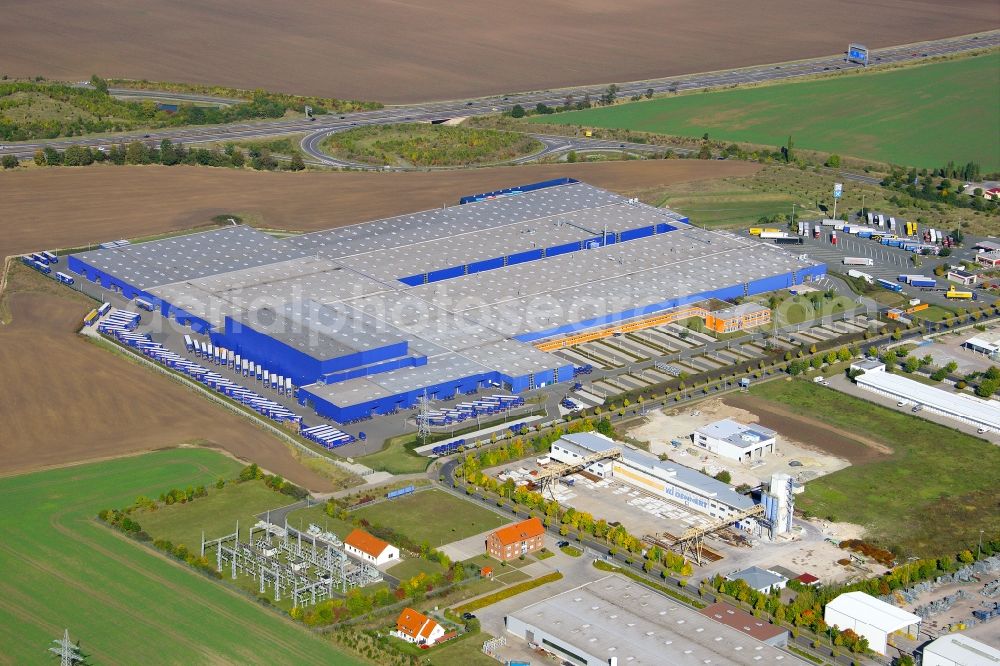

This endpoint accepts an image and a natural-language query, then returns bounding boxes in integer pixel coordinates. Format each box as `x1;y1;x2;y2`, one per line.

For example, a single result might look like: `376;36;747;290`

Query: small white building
824;591;921;655
344;528;400;566
948;269;979;286
850;358;886;374
922;633;1000;666
693;419;777;462
963;332;1000;359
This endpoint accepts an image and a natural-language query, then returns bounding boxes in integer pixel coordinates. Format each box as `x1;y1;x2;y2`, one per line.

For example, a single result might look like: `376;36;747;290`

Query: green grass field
357;433;429;475
353;490;509;549
0;449;360;664
532;53;1000;170
750;380;1000;556
136;481;295;553
322;123;541;167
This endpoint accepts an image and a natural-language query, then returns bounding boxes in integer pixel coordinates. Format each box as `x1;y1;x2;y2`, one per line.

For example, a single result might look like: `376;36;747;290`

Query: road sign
833;183;843;199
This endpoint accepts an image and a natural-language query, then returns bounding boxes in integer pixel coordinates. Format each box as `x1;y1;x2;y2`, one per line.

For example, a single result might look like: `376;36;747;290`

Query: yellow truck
946;288;973;299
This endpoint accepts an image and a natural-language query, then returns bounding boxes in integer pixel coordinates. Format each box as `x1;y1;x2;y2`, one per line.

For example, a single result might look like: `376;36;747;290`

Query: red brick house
486;517;545;561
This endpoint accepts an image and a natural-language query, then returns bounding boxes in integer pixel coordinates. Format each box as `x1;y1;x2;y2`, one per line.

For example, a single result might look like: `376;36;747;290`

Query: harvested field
0;268;337;491
0;160;759;257
0;1;993;103
724;392;889;464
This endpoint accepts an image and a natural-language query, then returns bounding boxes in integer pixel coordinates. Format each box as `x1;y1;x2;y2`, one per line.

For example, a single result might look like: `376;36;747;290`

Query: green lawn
659;190;800;228
428;632;498;666
750;379;1000;556
322;123;541;167
137;480;295;549
357;432;430;475
0;449;359;664
353;490;509;549
387;557;447;580
531;52;1000;170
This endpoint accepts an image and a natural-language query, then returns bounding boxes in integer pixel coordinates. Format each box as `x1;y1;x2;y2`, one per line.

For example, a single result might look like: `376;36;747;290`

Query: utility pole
49;629;82;666
979;529;985;561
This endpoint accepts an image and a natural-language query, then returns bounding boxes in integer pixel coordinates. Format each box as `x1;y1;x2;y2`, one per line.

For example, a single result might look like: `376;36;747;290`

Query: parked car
462;612;476;620
557;540;570;548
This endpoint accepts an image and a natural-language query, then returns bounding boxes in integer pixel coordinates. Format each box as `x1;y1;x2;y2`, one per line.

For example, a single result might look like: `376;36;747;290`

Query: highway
1;30;996;166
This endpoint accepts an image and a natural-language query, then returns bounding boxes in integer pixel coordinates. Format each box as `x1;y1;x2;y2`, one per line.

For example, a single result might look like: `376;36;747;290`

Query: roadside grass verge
454;572;563;614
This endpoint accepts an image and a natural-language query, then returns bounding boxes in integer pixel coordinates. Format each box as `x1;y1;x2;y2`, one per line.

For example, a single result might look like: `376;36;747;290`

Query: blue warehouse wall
67;255;163;313
212;318;323;386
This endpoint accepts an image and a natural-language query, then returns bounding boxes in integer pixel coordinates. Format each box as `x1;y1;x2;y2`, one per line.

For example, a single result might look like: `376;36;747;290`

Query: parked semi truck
877;278;903;292
843;257;874;266
847;269;874;284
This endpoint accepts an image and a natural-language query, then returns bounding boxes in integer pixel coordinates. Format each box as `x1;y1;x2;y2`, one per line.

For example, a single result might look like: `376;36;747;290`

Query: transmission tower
49;629;82;666
416;390;432;444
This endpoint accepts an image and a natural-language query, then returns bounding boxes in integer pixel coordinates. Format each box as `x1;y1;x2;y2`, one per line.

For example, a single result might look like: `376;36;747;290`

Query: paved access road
1;31;996;165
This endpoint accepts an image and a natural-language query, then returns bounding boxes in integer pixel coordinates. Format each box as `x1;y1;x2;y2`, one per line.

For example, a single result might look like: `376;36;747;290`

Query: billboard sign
848;43;869;65
833;182;843;199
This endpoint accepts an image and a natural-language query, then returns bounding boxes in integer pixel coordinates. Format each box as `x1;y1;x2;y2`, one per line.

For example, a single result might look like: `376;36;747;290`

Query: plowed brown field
0;160;759;257
1;0;993;102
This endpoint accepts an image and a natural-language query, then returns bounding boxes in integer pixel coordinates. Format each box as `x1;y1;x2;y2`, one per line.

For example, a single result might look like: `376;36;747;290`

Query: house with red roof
344;528;399;566
486;517;545;561
393;607;445;645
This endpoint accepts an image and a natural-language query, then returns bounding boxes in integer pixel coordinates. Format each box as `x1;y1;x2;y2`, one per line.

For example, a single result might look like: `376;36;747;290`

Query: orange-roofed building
344;528;399;566
393;607;445;645
486;517;545;561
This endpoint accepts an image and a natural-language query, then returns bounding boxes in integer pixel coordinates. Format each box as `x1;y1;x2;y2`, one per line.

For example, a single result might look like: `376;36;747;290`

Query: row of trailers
420;394;526;427
21;252;75;285
820;218;947;254
184;336;294;397
98;313;302;426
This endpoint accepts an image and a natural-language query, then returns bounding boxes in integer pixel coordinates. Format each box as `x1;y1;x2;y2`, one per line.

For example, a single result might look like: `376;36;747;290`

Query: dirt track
0;160;759;257
1;1;994;102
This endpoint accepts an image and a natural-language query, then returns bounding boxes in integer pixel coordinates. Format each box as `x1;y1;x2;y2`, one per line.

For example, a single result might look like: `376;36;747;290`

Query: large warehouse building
67;178;823;423
853;361;1000;432
505;575;807;665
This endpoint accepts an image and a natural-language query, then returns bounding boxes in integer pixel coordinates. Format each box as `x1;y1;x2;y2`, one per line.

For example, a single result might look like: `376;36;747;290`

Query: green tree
566;150;577;163
89;74;109;95
43;146;62;165
697;144;712;159
714;470;732;484
159;139;179;166
1;154;18;169
63;145;94;166
825;154;841;168
976;378;999;398
288;152;305;171
645;87;654;99
125;141;149;165
601;84;619;106
510;104;525;118
33;149;46;166
904;356;920;373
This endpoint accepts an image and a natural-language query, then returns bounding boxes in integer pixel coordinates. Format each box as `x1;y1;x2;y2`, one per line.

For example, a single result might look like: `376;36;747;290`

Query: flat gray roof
696;419;776;449
74;226;308;290
727;566;788;590
235;299;409;360
508;575;805;665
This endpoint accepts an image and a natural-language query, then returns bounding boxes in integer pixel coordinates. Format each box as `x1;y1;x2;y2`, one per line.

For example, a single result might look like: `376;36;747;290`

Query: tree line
26;138;305;171
881;165;999;214
0;75;378;141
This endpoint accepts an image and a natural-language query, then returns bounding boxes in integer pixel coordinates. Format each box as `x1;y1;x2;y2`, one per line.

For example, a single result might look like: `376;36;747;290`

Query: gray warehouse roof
507;575;805;665
73;226;308;290
726;566;789;591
